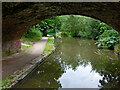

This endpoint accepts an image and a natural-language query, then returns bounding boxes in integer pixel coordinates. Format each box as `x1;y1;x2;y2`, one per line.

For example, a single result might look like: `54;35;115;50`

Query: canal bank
1;36;55;89
14;37;120;88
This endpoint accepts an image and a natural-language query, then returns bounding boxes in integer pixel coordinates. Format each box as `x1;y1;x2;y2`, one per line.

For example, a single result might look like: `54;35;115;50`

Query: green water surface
14;37;120;88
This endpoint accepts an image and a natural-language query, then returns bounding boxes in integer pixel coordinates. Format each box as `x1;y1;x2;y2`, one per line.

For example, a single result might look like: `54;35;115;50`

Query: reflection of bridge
2;2;120;54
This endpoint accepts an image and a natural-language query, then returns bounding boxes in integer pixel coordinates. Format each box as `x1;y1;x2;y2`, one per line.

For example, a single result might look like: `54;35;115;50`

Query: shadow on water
14;37;120;88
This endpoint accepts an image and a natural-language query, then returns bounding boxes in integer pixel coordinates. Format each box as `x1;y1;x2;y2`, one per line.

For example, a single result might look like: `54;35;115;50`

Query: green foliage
35;16;61;36
1;75;16;89
21;42;35;51
96;30;119;49
22;15;119;50
21;16;61;42
96;22;112;39
42;37;54;55
59;15;119;50
60;15;100;39
23;28;43;38
21;28;43;42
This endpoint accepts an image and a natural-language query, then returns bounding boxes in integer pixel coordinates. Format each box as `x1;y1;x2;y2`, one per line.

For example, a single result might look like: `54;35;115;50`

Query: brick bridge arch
2;2;120;55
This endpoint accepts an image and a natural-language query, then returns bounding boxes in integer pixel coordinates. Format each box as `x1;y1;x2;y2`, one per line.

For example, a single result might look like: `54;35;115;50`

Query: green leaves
22;15;119;51
35;16;61;36
96;30;119;49
22;16;62;39
60;15;100;39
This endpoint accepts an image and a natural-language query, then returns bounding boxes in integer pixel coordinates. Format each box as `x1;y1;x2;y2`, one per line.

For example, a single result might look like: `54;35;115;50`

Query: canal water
14;37;120;88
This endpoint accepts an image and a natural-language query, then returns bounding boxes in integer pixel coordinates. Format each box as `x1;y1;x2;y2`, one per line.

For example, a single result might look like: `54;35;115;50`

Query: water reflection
13;56;64;88
14;37;120;88
58;64;102;88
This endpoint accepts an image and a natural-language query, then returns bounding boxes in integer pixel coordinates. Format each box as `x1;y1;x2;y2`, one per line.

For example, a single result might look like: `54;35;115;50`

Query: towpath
2;37;49;79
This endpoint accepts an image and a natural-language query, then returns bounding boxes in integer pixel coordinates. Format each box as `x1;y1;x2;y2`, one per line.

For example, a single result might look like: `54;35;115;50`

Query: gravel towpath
2;37;49;79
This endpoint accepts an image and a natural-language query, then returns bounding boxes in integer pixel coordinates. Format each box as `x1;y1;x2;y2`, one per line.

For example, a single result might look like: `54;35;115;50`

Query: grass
1;36;54;89
0;75;16;89
21;36;42;42
42;37;55;55
20;36;41;51
21;42;35;51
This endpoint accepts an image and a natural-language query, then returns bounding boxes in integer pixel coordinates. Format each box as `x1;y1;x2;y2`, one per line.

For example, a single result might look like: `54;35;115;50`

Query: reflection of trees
98;59;120;88
15;37;120;88
33;58;64;88
54;37;120;88
55;37;86;70
14;56;65;88
55;37;101;70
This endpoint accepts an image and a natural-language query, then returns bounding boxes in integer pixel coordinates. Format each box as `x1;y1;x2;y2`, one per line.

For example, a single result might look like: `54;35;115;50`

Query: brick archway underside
2;2;120;54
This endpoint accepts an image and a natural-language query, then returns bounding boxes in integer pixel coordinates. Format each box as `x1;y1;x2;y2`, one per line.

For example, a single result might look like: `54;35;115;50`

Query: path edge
1;49;55;89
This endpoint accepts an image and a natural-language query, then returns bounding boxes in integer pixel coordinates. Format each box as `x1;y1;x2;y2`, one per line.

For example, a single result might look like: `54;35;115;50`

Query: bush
23;28;43;38
22;28;43;42
96;22;112;39
96;30;119;49
35;16;61;36
60;15;100;39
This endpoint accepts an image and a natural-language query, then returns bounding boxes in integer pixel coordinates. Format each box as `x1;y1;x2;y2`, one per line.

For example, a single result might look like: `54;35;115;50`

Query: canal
14;37;120;88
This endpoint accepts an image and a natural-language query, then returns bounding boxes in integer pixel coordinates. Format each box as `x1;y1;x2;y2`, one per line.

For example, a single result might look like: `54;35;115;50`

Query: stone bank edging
2;49;55;89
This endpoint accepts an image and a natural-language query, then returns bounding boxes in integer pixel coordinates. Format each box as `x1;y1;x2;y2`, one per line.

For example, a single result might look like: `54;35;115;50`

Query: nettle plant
96;30;119;49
